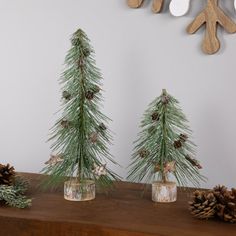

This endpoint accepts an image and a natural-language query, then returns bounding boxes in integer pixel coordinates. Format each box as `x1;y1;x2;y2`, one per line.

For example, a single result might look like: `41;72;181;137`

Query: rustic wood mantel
0;173;235;236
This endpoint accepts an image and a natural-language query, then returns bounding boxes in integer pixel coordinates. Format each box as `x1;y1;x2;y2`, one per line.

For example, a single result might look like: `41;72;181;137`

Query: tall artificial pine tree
128;89;205;187
43;29;119;189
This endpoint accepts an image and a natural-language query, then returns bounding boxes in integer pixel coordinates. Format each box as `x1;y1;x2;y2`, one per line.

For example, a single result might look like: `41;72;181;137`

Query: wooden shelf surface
0;173;235;236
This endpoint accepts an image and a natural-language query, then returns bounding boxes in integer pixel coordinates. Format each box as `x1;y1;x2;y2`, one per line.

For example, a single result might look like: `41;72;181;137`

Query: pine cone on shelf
189;190;217;220
214;186;236;223
213;185;227;195
0;164;15;186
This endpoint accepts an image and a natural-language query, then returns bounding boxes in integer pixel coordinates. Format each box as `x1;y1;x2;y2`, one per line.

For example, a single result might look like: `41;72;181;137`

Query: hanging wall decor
187;0;236;54
127;0;236;54
127;0;190;15
128;0;164;13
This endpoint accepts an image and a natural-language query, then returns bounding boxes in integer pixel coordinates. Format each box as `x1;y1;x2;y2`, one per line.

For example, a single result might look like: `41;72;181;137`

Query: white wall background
0;0;236;189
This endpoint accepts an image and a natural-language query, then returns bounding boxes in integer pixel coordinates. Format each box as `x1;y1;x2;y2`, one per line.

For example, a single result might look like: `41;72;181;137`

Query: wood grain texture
127;0;144;8
0;173;235;236
152;0;164;13
187;0;236;54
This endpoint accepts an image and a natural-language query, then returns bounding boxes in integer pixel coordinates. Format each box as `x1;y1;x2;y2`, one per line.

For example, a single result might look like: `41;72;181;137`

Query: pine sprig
128;89;205;187
42;29;120;189
0;176;31;208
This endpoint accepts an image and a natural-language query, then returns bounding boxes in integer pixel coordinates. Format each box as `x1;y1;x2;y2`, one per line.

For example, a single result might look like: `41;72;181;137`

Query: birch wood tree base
152;181;177;203
64;180;95;201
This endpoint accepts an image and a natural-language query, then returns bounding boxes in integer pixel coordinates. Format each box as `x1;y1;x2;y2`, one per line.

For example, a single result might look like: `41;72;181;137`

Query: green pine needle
0;177;31;208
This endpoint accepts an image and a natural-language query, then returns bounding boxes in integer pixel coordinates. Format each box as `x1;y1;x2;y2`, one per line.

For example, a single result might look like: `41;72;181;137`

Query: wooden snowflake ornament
92;164;107;177
127;0;190;14
187;0;236;54
127;0;236;54
45;154;64;166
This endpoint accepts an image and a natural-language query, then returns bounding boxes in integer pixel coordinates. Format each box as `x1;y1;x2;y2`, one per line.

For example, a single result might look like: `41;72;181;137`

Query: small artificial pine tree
128;89;205;187
42;29;119;189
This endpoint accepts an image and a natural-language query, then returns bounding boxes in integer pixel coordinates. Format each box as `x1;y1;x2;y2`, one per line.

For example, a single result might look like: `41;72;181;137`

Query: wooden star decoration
45;154;64;166
187;0;236;54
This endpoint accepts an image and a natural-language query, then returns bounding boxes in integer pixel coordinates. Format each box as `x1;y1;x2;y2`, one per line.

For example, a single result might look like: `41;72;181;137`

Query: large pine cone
214;186;236;223
0;164;15;185
189;190;217;220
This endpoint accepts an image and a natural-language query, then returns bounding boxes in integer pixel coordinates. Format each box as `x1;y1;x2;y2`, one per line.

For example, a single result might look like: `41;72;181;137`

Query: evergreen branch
0;177;31;208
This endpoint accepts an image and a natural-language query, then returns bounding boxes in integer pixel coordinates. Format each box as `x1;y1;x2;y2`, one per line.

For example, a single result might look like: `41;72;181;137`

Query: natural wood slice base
152;181;177;203
64;180;95;201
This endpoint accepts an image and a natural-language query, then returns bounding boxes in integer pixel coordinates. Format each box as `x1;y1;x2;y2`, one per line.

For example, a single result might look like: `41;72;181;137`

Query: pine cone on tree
62;91;71;100
60;119;70;128
174;140;182;149
0;164;15;186
151;112;159;121
214;186;236;223
83;48;90;57
85;91;94;100
138;148;150;158
189;190;217;220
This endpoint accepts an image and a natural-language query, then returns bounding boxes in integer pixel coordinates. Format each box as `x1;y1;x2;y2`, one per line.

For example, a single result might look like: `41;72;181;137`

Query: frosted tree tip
162;89;167;95
71;28;87;46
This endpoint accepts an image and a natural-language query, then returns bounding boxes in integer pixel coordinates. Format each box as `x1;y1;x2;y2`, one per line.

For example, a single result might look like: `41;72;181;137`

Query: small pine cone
180;134;188;142
151;112;159;121
214;186;236;223
60;119;70;128
62;91;71;100
189;190;217;220
83;48;90;57
85;91;94;100
232;188;236;197
213;185;228;195
0;164;15;186
216;203;236;223
174;140;182;149
138;148;150;158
